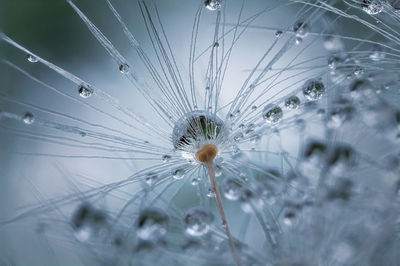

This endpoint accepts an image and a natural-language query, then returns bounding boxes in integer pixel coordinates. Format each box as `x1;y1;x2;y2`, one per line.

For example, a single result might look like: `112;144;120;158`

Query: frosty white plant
1;0;400;265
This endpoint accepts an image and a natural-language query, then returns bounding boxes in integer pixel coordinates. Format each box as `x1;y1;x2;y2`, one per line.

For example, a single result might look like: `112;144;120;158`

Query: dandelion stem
206;162;241;266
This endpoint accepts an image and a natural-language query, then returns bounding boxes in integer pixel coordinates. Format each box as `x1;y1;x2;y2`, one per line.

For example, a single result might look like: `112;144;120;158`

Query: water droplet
162;154;171;163
303;140;327;164
221;178;242;200
262;105;283;125
327;145;356;174
204;0;222;11
136;208;169;242
328;55;343;70
369;45;385;61
184;207;214;236
349;79;372;99
22;112;34;125
326;104;354;128
27;54;38;63
78;85;93;98
275;30;283;38
119;63;130;74
172;168;185;179
191;177;200;186
145;172;158;186
284;96;301;110
361;0;383;15
293;21;310;38
239;188;263;213
207;187;216;198
295;37;303;45
323;34;343;52
302;79;325;101
282;207;297;226
71;204;108;242
214;164;222;177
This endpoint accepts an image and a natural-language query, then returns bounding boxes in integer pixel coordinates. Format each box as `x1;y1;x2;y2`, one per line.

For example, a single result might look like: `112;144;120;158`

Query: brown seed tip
196;144;218;163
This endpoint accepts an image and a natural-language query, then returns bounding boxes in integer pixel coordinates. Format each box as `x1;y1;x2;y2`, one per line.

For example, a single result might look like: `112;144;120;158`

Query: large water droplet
22;112;35;125
323;34;343;52
369;45;385;61
71;204;108;242
204;0;222;11
284;96;301;110
262;105;283;125
78;85;93;98
207;187;216;198
293;21;310;38
302;79;325;101
184;207;214;236
327;145;356;175
303;140;327;164
136;208;169;242
221;178;242;200
361;0;383;15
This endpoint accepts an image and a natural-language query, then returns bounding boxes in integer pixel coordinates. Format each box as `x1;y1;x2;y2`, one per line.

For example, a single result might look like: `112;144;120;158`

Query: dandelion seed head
172;111;227;162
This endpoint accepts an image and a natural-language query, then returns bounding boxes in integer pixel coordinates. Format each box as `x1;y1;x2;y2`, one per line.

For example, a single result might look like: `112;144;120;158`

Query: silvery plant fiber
1;0;400;265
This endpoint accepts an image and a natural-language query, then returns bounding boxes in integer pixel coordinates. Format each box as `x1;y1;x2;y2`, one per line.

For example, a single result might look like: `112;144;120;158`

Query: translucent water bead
183;207;214;236
71;204;108;242
361;0;383;15
78;85;93;98
302;79;325;101
136;208;169;242
262;105;283;125
204;0;222;11
26;54;38;63
284;96;301;110
22;112;35;124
